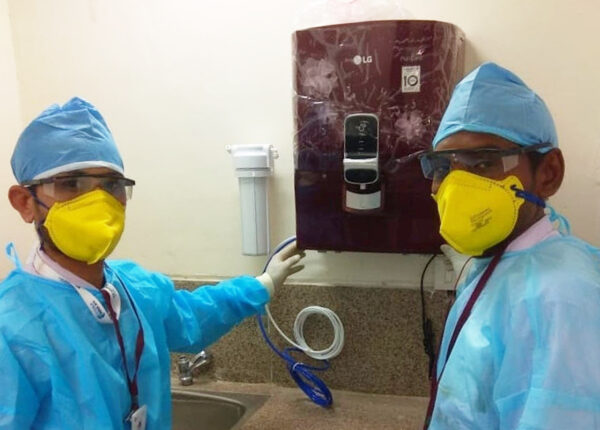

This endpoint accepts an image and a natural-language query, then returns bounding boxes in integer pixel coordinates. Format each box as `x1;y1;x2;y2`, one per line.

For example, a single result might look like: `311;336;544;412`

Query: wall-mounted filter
226;144;279;255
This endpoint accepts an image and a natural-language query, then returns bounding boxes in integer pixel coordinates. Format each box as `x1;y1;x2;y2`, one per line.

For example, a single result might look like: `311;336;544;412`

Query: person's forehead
54;167;123;177
435;131;521;152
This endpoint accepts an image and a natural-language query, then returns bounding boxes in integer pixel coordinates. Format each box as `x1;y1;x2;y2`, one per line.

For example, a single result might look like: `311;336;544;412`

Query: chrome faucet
177;350;213;386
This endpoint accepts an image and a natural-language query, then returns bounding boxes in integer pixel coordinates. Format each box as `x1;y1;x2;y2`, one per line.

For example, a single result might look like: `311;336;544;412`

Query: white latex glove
440;244;472;278
256;241;305;296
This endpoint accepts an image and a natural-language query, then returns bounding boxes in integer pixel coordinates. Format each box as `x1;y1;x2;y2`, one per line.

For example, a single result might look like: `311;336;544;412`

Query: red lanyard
100;278;145;413
423;245;507;429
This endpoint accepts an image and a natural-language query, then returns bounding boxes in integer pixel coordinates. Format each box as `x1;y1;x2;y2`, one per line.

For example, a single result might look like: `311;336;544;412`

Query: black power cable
420;254;437;379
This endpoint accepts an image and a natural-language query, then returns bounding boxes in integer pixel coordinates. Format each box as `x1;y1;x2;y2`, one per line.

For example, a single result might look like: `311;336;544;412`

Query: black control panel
344;114;378;158
344;114;379;184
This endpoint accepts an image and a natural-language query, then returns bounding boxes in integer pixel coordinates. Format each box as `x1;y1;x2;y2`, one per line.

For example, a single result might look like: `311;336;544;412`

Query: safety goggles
23;174;136;202
418;143;551;182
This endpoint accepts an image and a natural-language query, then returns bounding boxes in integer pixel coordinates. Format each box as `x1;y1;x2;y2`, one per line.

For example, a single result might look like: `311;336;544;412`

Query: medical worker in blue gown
420;63;600;429
0;97;304;430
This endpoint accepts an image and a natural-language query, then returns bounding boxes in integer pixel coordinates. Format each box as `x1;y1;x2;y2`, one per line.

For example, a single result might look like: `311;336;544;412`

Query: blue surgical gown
428;235;600;429
0;258;269;429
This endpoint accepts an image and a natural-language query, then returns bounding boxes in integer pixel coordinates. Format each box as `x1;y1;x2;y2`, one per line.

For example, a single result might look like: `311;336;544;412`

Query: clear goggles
23;174;136;202
418;143;551;182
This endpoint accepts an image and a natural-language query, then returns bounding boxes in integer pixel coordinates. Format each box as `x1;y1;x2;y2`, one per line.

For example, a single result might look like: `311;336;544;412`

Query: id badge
128;405;147;430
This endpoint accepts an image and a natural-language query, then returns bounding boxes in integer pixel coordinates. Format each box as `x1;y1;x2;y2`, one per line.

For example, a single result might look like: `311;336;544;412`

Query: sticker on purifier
402;66;421;93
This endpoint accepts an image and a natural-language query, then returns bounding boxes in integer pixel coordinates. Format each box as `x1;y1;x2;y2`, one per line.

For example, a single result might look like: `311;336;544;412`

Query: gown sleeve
109;261;270;354
162;276;270;352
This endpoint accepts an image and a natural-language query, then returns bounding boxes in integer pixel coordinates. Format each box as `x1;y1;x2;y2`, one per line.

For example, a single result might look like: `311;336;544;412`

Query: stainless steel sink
172;390;269;430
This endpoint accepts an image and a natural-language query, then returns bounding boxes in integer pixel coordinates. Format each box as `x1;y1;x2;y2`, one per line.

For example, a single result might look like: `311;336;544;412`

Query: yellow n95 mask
432;170;526;256
42;189;125;264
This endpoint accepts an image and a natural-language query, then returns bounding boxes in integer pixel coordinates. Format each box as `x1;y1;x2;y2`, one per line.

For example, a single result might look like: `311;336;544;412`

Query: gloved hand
256;241;305;296
440;244;472;278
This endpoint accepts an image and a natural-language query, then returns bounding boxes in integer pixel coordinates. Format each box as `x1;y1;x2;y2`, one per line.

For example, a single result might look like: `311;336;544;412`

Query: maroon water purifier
293;20;465;253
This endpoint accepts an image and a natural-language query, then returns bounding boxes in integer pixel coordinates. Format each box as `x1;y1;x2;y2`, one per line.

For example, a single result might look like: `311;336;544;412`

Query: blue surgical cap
432;62;558;150
11;97;124;183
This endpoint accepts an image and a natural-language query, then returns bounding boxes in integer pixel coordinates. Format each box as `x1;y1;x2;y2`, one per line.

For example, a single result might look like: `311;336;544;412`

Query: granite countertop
171;377;429;430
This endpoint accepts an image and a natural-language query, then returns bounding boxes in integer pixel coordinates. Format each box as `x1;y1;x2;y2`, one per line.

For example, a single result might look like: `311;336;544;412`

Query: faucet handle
191;350;212;365
178;350;213;386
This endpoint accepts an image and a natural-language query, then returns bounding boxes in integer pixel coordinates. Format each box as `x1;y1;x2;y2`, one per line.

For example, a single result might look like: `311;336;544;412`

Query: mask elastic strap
27;187;52;251
27;187;50;211
510;186;546;208
5;243;22;270
511;186;571;235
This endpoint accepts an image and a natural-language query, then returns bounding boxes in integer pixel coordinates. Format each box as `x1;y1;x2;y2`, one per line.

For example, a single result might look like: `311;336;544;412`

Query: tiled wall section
171;280;452;397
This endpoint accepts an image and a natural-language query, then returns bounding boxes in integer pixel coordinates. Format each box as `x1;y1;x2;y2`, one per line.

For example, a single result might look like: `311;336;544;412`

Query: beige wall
2;0;599;285
0;0;33;275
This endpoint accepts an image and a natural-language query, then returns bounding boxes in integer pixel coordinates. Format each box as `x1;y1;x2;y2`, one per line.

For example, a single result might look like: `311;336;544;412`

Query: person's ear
8;185;37;223
534;149;564;199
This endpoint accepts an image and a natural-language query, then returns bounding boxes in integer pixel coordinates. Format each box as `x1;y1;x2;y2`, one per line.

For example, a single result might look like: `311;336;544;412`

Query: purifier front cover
293;20;465;253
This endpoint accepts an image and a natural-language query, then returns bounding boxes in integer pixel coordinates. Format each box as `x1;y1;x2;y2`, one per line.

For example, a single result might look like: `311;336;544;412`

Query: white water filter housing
226;144;279;255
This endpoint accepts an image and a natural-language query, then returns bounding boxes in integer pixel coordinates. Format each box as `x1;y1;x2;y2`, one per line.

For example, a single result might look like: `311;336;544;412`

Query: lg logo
353;55;372;65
